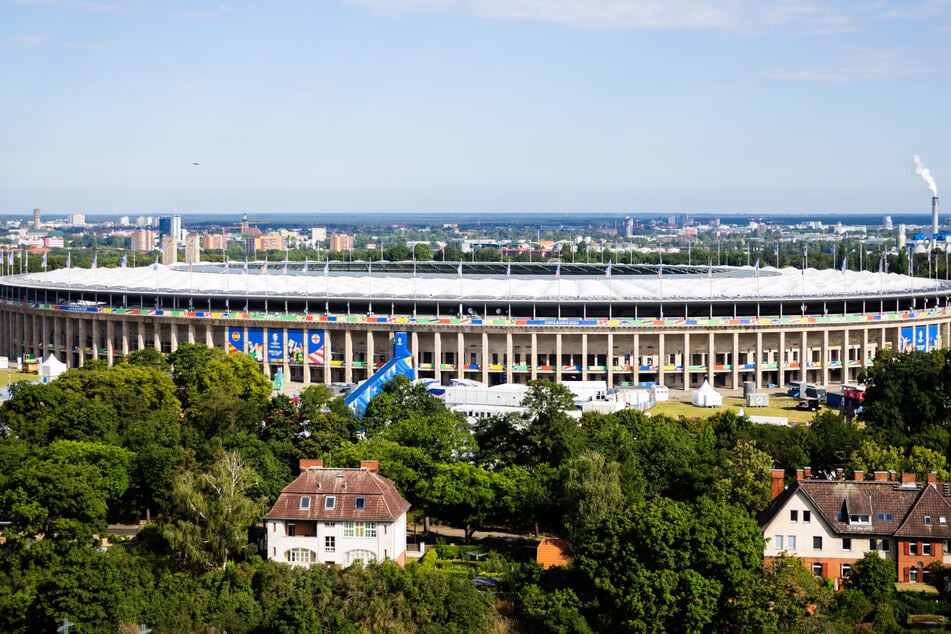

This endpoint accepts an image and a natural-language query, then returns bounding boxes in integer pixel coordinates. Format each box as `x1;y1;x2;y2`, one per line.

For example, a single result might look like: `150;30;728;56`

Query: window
877;512;894;521
355;497;366;510
925;516;933;525
842;538;852;551
924;542;933;556
286;548;316;564
849;514;871;525
325;536;336;553
841;564;852;578
882;539;890;552
324;522;336;528
790;510;799;522
803;510;811;523
774;535;784;550
910;542;919;555
813;536;823;550
812;563;824;577
941;517;947;525
300;496;311;510
287;522;296;537
344;521;377;538
325;496;335;510
787;535;796;550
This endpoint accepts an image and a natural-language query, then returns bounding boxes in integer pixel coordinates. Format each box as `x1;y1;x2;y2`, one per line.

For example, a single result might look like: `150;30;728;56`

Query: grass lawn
650;392;828;425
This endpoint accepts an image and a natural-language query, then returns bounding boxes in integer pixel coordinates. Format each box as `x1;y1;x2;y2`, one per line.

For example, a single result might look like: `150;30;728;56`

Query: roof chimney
803;466;812;479
853;470;864;481
299;458;323;473
360;460;379;474
836;468;844;480
901;472;916;484
796;469;804;481
873;471;889;481
771;469;786;501
928;472;938;485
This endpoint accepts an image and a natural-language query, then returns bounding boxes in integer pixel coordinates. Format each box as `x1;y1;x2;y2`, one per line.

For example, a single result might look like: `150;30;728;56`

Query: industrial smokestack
934;196;940;238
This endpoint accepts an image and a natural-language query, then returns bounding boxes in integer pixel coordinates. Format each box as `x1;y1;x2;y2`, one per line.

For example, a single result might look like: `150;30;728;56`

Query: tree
159;449;265;569
563;451;624;542
121;347;170;371
849;439;903;475
413;242;433;261
418;462;500;541
844;552;896;603
522;380;579;465
168;342;227;407
710;439;774;514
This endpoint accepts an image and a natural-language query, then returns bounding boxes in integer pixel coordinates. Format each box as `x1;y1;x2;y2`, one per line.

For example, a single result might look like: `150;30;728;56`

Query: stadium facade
0;262;948;390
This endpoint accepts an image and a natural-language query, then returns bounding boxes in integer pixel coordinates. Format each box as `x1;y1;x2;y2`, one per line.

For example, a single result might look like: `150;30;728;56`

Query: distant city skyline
1;1;949;215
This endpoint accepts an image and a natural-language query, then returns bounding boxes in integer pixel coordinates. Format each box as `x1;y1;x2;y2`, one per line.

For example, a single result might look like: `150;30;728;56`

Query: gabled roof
760;479;951;539
265;466;411;523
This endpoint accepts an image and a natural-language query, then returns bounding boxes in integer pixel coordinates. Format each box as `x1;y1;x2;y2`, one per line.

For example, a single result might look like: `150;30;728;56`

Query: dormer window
941;517;947;525
325;496;336;509
355;497;366;510
848;514;871;525
300;497;311;510
877;512;894;521
925;515;933;525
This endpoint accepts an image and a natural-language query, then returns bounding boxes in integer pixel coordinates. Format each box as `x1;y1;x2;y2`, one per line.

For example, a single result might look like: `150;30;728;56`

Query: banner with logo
308;330;325;365
246;328;264;361
287;329;305;363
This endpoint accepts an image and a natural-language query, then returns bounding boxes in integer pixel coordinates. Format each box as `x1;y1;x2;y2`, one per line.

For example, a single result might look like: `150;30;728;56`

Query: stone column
658;332;666;387
457;332;465;380
606;332;614;389
707;332;716;385
344;330;353;384
530;332;538;381
168;322;178;355
821;328;830;387
65;318;74;368
862;327;870;374
841;327;850;384
106;320;114;365
581;333;588;381
800;330;808;382
682;331;690;389
78;319;86;366
555;333;563;383
323;329;332;384
121;320;129;358
433;331;441;383
633;332;640;385
481;331;489;384
506;332;514;384
777;330;786;388
755;330;763;389
731;331;739;389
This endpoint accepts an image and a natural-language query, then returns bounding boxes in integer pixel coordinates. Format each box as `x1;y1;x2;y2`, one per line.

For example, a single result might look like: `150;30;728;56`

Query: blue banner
930;324;939;350
228;327;244;355
915;325;928;352
900;327;914;352
307;330;325;364
247;328;264;361
267;329;284;363
287;329;305;363
394;331;411;358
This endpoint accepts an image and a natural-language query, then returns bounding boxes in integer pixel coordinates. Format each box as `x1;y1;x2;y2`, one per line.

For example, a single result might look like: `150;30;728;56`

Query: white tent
38;354;67;383
691;379;723;407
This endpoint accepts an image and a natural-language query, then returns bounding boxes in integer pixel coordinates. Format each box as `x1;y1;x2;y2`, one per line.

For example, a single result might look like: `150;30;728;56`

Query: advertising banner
268;329;284;363
227;327;244;355
287;329;305;363
308;330;325;365
246;328;264;361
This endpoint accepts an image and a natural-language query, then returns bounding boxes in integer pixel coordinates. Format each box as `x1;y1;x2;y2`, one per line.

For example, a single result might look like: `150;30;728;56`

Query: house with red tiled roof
265;459;411;567
759;468;951;587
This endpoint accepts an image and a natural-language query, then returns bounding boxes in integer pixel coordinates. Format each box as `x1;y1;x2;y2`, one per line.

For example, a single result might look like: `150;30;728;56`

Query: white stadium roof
10;263;945;302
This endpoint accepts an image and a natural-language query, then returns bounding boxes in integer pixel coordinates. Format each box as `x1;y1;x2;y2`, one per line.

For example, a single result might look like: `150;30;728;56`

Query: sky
1;0;950;216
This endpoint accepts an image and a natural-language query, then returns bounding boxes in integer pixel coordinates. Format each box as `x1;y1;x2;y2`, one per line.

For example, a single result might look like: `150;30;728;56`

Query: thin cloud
0;35;48;47
757;47;936;83
344;0;856;32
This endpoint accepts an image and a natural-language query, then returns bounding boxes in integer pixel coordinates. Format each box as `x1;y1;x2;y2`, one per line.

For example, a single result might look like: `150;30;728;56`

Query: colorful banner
900;327;914;352
267;329;284;363
915;325;927;352
228;327;244;354
930;324;939;350
287;329;305;363
394;331;410;358
247;328;264;361
308;330;325;365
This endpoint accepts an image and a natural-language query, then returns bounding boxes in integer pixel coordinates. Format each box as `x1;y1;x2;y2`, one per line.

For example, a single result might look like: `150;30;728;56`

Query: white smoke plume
914;154;938;196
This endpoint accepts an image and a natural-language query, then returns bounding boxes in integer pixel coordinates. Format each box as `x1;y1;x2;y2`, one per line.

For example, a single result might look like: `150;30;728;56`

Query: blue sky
1;0;949;215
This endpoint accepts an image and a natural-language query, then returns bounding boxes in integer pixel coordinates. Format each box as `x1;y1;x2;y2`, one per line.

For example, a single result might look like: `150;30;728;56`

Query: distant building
130;229;156;253
33;208;41;230
329;234;354;252
161;235;177;265
184;233;200;265
251;234;285;252
311;227;327;244
202;233;226;251
265;459;410;567
158;215;182;243
536;538;570;569
68;214;86;226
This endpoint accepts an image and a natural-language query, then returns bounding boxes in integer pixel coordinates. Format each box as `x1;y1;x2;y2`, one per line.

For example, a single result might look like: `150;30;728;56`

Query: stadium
0;261;948;391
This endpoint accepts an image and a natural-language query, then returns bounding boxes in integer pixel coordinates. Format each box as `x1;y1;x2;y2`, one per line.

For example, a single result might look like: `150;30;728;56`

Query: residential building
760;469;951;587
265;459;411;567
202;232;226;251
130;229;156;253
329;233;354;252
